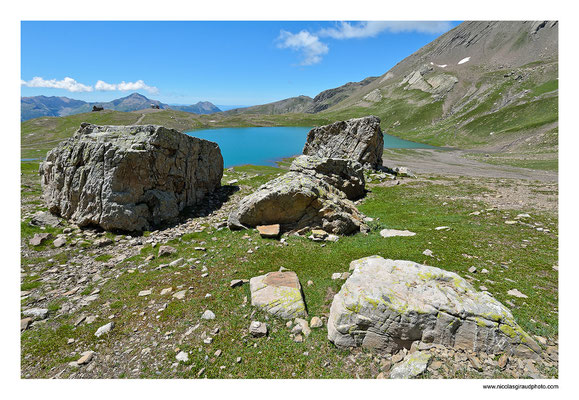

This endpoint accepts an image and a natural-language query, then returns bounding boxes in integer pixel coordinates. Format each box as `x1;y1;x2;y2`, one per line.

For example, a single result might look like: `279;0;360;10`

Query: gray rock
228;156;368;235
201;310;216;320
176;351;189;362
22;308;48;320
29;233;52;246
249;321;268;337
249;271;306;319
303;116;384;169
94;322;114;337
30;211;61;227
40;123;223;232
77;351;94;365
380;229;416;238
390;351;431;379
328;256;541;359
310;317;323;328
53;237;66;248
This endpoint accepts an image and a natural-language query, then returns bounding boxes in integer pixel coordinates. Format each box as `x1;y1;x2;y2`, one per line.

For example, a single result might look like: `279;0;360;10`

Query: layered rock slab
302;116;384;169
40;123;223;231
328;256;541;359
249;271;306;319
228;156;368;235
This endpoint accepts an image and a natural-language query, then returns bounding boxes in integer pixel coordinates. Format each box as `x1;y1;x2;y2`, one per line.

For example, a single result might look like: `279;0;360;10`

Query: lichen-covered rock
328;256;541;359
40;123;223;231
228;156;368;235
389;351;432;379
303;116;384;169
249;271;306;319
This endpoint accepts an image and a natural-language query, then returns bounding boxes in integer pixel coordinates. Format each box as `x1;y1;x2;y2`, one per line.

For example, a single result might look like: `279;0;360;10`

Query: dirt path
133;113;145;125
383;149;558;182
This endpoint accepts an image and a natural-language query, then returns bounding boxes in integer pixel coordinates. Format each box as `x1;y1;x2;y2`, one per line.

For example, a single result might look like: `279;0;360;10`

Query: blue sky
21;21;460;106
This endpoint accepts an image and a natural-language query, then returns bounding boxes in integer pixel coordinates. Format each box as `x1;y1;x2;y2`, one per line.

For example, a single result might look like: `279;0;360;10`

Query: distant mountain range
21;93;221;121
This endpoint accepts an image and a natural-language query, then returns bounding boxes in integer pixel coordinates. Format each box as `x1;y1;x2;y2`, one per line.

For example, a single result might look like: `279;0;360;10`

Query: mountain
21;93;221;121
21;96;88;120
169;101;221;114
223;95;314;115
224;21;558;152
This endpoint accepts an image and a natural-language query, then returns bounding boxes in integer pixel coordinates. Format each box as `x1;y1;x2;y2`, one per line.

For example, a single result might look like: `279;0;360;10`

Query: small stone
468;354;483;371
172;290;187;300
294;318;311;337
29;233;52;246
203;337;213;344
430;360;443;370
201;310;216;320
507;289;528;298
236;357;242;363
160;287;172;295
479;286;488;291
22;308;48;320
498;354;508;369
468;266;477;274
94;322;114;337
257;224;281;239
214;349;222;357
422;249;433;257
390;352;431;379
325;234;340;242
307;280;314;286
293;334;304;343
331;272;342;280
67;338;75;344
158;245;177;256
77;351;94;365
310;317;323;328
169;258;184;267
194;247;207;252
311;229;328;239
176;351;189;362
481;269;489;274
53;237;67;248
505;220;517;225
391;352;404;364
380;229;416;238
230;279;244;288
138;289;152;297
249;321;268;337
434;226;450;231
20;318;32;331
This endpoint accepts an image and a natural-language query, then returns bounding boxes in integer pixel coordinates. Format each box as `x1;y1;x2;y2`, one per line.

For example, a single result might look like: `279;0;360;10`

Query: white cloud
277;30;329;66
21;76;93;92
21;77;159;94
95;80;158;94
319;21;453;39
277;21;453;65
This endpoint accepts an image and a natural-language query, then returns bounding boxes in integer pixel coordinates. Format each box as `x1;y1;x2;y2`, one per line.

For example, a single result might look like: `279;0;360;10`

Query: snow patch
431;61;447;68
458;57;471;65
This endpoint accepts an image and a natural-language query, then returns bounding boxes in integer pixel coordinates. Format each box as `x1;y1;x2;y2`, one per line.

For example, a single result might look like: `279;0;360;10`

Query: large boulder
328;256;541;359
289;155;365;200
228;156;368;235
40;123;223;231
303;116;384;169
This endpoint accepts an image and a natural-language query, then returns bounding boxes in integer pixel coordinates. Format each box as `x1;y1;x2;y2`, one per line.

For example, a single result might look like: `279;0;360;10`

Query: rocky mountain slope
223;21;558;153
21;93;221;121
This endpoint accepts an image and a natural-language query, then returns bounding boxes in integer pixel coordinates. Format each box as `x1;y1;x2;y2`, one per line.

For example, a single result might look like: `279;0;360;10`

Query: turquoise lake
186;126;436;168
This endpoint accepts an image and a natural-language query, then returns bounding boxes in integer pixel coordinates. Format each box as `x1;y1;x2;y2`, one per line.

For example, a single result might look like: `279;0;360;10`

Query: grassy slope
21;163;558;378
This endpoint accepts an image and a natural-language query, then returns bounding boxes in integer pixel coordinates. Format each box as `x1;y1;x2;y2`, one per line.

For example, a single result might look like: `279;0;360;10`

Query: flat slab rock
40;123;223;232
328;256;541;359
380;229;416;237
250;271;306;319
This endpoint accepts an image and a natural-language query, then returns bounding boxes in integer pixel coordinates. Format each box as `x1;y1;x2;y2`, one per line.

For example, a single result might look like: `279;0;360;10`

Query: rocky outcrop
328;256;541;359
40;123;223;232
250;271;306;319
302;116;384;169
228;156;368;235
